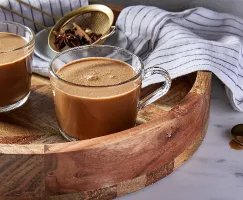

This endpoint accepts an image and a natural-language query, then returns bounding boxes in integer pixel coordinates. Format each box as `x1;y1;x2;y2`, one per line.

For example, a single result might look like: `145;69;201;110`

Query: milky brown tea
53;57;141;140
0;32;32;108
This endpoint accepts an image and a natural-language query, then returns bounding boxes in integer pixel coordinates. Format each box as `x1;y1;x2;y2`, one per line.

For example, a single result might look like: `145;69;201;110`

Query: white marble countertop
118;75;243;200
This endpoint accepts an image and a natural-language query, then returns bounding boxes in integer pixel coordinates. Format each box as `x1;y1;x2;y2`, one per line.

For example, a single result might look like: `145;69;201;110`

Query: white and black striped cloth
116;6;243;112
0;0;88;32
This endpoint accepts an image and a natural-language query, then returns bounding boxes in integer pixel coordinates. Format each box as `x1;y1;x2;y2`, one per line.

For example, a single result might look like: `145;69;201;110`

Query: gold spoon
231;124;243;146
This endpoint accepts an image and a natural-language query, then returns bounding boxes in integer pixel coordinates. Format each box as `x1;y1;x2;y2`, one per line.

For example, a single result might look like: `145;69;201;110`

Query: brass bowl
231;124;243;146
48;4;115;53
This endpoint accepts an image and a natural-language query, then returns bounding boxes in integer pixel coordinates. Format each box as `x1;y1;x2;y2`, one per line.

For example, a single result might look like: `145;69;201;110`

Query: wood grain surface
0;5;212;200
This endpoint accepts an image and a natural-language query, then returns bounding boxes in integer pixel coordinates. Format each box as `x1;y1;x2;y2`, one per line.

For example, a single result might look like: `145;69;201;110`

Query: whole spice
73;23;93;44
54;23;102;50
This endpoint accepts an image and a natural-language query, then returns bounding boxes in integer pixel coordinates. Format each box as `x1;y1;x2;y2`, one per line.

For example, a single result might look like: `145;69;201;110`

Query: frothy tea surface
57;57;136;86
0;32;27;64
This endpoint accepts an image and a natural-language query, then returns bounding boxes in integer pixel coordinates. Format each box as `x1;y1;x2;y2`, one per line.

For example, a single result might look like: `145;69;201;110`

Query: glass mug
49;45;171;141
0;21;35;112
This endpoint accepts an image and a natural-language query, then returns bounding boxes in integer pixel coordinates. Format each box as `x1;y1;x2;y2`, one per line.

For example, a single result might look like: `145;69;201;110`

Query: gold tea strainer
0;2;115;53
49;4;115;53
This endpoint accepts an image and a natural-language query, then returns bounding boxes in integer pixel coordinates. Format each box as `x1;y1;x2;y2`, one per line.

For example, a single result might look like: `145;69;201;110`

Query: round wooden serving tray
0;71;211;200
0;5;212;200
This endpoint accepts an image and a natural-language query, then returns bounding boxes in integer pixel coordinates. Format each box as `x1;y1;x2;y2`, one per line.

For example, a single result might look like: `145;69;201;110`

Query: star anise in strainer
54;23;102;50
54;29;81;50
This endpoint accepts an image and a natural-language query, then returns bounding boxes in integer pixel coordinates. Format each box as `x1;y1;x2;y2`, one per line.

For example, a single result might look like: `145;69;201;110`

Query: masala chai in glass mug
49;45;171;141
0;21;35;112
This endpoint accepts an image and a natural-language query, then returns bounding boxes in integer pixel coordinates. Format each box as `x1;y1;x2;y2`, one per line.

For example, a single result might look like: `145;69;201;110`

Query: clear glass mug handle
139;66;171;110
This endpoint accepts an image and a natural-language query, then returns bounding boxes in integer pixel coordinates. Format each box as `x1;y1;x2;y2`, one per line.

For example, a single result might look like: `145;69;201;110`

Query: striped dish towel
116;6;243;112
0;0;88;32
